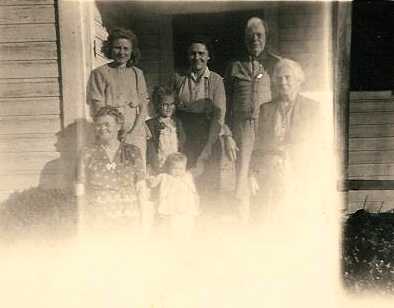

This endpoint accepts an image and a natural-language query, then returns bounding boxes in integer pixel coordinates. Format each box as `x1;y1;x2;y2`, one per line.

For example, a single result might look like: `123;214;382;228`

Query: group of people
74;17;322;238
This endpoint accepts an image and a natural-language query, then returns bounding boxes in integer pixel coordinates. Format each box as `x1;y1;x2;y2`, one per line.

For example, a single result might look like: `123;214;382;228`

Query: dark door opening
172;9;267;77
350;2;393;91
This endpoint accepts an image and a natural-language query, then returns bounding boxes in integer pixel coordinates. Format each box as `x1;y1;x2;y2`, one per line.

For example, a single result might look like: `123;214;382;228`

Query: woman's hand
224;135;239;161
136;180;148;201
146;175;160;188
198;144;212;162
249;175;260;196
190;159;205;178
271;155;286;176
118;129;128;142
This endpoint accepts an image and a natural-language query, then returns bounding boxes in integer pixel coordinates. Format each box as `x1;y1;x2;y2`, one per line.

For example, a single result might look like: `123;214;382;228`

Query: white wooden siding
348;95;394;179
0;0;62;200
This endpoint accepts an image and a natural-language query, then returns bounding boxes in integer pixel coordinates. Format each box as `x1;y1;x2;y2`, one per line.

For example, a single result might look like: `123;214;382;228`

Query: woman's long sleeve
87;69;106;115
130;70;150;133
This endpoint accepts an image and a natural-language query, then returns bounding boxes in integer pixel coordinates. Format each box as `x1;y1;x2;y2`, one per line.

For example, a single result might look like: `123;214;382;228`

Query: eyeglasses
160;103;175;108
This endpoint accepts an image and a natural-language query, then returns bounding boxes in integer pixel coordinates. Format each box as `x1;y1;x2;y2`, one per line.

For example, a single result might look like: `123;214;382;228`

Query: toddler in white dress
147;152;202;240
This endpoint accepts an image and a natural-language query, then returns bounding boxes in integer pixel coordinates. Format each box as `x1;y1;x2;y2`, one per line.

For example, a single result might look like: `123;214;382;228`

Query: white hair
245;17;266;34
272;59;305;84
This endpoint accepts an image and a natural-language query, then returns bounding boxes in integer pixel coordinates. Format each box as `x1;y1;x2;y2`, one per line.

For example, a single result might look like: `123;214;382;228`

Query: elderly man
225;17;281;222
248;59;321;224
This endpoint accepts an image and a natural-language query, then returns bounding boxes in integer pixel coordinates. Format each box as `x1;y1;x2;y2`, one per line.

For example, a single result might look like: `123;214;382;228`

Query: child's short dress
146;117;185;174
156;172;199;238
157;172;199;216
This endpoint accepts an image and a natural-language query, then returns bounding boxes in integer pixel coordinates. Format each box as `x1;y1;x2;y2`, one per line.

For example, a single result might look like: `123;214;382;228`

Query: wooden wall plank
0;134;56;152
350;112;394;125
94;55;110;68
348;190;394;212
0;97;60;116
95;21;108;41
0;152;60;174
0;60;58;79
1;0;54;5
350;101;394;113
349;125;394;138
349;151;394;164
0;24;56;43
349;137;394;151
348;164;394;178
0;78;60;98
348;175;394;181
0;5;55;25
350;91;392;100
0;42;57;61
94;36;105;58
0;115;61;134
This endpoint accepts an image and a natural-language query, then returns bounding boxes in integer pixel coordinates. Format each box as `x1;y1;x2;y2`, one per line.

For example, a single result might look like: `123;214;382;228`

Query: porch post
332;3;352;194
57;0;94;127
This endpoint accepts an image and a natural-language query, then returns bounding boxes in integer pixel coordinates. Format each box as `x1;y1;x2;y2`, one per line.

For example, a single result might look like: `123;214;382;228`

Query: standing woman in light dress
87;28;150;159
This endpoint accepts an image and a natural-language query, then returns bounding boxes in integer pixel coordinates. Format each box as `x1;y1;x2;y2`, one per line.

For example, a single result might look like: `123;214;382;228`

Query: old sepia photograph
0;0;392;307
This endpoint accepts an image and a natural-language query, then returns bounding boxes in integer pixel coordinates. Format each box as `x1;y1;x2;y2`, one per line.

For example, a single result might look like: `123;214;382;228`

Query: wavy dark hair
152;86;176;110
101;27;141;66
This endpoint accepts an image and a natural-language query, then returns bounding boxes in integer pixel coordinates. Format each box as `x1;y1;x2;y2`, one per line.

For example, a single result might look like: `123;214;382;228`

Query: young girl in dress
146;86;185;175
147;152;202;240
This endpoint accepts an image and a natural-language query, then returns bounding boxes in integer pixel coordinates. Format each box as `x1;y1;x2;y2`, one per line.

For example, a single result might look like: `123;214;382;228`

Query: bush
0;187;77;243
343;209;394;294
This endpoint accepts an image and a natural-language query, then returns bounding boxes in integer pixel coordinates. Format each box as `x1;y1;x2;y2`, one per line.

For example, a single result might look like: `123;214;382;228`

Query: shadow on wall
39;119;95;191
0;120;95;244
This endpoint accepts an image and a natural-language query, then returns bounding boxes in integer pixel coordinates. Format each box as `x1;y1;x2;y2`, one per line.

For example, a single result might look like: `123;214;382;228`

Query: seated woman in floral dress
74;106;148;233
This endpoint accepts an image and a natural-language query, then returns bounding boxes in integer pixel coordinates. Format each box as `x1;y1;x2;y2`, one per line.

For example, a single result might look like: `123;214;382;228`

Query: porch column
57;0;95;127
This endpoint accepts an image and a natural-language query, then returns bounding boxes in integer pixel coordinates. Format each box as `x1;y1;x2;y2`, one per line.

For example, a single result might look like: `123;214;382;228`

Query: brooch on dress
106;162;117;170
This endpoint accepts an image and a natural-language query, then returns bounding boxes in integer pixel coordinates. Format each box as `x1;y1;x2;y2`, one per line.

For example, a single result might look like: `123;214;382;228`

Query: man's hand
249;175;260;196
224;135;239;161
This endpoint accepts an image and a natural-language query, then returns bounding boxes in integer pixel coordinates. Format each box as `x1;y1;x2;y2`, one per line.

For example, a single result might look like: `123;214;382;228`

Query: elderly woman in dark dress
170;37;237;215
74;106;148;232
87;28;150;159
249;59;322;224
